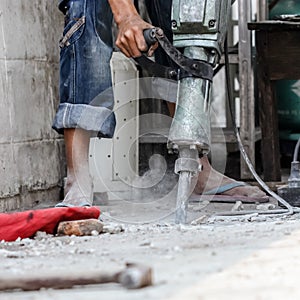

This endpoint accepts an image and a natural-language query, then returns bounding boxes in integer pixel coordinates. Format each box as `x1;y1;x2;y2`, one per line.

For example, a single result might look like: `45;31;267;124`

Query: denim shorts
52;0;116;137
53;0;173;137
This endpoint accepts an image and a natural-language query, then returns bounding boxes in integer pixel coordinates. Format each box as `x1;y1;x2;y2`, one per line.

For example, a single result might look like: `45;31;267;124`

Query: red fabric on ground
0;206;100;242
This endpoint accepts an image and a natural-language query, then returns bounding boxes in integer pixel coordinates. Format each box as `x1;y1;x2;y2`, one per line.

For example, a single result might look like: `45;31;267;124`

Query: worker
53;0;267;207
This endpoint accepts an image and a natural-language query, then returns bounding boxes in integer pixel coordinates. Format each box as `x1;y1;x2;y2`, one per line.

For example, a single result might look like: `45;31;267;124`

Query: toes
231;185;266;198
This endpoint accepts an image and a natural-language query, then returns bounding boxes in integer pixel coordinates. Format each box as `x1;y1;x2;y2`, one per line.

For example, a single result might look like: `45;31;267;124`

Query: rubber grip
143;28;157;47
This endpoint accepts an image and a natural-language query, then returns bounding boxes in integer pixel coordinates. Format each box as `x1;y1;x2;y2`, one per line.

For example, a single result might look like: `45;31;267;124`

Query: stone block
0;0;63;61
0;59;59;142
0;143;19;198
13;140;62;190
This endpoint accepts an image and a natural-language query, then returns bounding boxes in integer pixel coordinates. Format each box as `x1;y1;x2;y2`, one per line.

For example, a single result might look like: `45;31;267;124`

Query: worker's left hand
115;15;158;58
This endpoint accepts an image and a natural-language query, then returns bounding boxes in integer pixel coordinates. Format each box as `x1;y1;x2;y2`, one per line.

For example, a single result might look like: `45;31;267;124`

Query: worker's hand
115;15;158;58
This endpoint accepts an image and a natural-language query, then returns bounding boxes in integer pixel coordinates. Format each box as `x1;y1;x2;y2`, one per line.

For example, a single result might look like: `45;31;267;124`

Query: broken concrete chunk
191;215;208;225
34;231;53;240
192;200;210;212
102;223;124;234
91;230;100;236
231;201;243;212
57;219;104;236
248;213;259;222
256;203;276;210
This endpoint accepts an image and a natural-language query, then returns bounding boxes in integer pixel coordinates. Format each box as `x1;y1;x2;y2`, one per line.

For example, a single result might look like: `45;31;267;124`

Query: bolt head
171;20;177;29
208;20;216;28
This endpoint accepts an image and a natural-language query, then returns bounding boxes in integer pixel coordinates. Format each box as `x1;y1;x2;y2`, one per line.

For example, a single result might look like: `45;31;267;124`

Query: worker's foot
56;176;93;207
194;156;267;199
57;128;94;207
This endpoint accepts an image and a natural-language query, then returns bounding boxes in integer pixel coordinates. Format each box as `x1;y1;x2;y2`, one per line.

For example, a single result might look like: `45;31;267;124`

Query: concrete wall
0;1;65;211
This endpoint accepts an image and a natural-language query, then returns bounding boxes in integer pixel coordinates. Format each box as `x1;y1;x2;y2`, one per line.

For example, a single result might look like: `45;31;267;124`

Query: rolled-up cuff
52;103;116;138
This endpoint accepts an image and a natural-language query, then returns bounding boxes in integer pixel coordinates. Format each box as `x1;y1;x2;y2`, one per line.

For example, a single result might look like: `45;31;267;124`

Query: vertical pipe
238;0;255;179
257;0;269;21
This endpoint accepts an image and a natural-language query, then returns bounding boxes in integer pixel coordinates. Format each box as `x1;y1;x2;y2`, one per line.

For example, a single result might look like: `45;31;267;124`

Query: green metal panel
269;0;300;136
269;0;300;19
276;81;300;130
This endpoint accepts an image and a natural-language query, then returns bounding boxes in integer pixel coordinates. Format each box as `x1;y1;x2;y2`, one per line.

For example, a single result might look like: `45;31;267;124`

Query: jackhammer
136;0;232;223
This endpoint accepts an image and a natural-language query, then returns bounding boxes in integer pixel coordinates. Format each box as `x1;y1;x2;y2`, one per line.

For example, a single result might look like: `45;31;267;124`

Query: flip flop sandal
191;182;269;203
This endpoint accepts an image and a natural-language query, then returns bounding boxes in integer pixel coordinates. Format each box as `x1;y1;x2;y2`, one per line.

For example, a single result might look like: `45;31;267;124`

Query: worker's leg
53;0;115;206
61;129;92;206
146;0;266;199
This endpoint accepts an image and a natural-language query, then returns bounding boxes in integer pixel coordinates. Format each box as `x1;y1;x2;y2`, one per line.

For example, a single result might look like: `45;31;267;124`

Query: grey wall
0;1;65;211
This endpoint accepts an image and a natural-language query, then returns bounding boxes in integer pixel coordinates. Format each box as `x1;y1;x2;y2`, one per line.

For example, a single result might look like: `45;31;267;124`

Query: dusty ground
1;198;300;300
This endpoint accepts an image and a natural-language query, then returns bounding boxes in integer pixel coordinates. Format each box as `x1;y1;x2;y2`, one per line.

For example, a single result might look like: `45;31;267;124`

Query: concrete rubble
1;1;300;299
1;204;300;299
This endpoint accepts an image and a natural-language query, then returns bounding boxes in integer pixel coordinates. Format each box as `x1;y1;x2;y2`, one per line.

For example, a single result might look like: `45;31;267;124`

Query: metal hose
293;137;300;162
222;39;296;217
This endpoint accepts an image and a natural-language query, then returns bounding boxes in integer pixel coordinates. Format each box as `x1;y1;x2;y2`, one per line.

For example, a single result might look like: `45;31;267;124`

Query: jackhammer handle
143;28;157;47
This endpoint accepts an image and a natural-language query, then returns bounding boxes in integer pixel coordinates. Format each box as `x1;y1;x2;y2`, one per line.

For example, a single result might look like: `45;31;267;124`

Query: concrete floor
1;198;300;300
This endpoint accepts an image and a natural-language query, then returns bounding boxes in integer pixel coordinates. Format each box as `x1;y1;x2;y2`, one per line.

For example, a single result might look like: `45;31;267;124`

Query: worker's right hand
115;15;158;58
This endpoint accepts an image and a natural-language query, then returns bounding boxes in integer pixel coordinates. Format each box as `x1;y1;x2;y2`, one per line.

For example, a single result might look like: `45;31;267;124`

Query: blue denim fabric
53;0;116;138
54;0;173;137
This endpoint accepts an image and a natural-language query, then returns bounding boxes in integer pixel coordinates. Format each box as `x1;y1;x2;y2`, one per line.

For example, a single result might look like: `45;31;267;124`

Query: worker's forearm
108;0;139;25
107;0;156;57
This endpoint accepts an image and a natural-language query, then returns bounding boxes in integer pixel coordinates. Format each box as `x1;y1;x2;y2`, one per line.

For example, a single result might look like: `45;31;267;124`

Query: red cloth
0;206;100;242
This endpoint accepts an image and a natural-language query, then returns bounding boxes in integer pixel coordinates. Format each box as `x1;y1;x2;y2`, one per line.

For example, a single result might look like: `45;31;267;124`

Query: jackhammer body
169;0;231;223
139;0;232;224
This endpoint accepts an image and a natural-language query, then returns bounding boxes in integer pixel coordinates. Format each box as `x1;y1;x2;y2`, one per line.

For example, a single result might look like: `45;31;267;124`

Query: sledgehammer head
117;263;153;289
